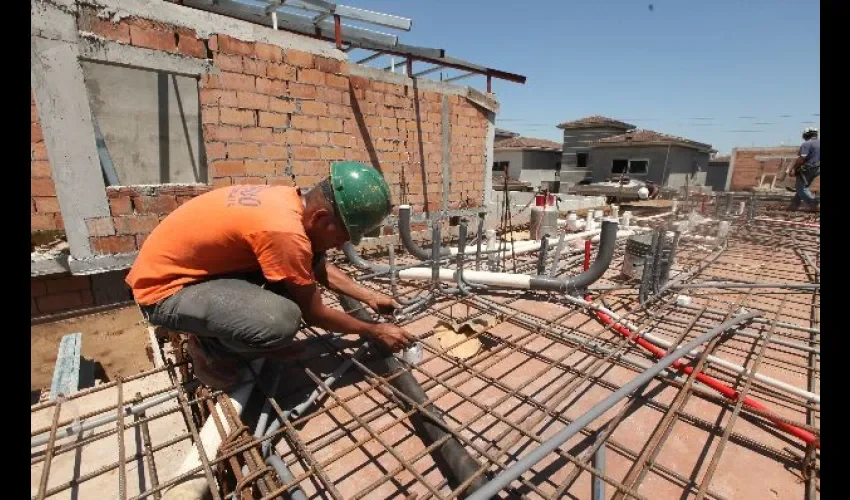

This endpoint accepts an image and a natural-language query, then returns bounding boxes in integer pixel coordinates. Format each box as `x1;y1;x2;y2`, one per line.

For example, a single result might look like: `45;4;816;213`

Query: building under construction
31;1;820;499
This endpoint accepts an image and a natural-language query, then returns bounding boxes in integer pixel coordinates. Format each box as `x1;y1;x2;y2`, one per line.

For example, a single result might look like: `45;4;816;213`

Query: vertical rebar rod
592;437;606;500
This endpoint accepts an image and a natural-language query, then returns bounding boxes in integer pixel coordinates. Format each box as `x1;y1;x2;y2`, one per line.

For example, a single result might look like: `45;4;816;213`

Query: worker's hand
371;323;415;352
366;294;400;316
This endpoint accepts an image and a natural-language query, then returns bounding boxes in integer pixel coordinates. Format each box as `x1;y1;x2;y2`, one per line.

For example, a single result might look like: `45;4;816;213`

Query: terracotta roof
590;129;712;151
494;136;562;151
556;115;635;130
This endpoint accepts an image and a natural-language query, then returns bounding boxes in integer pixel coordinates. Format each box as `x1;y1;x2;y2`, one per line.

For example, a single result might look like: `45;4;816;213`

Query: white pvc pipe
398;268;533;289
560;296;820;403
162;359;265;500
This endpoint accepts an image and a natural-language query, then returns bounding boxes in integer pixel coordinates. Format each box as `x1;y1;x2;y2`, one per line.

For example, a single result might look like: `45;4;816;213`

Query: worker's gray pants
790;165;820;210
140;271;304;361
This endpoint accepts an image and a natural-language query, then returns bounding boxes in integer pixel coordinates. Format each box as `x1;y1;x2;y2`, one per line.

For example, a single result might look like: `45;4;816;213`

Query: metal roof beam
263;0;412;30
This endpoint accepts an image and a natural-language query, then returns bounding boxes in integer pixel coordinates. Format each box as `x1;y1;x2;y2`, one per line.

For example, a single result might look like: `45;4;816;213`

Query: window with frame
611;159;648;175
493;161;510;172
576;152;588;168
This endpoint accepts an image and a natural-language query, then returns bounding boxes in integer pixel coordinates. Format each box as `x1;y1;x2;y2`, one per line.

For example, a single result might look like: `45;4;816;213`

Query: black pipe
399;205;451;260
529;219;619;295
475;212;485;271
338;295;490;497
536;234;549;276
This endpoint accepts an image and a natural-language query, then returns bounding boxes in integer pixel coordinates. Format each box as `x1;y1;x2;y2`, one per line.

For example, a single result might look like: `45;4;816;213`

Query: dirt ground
31;306;153;393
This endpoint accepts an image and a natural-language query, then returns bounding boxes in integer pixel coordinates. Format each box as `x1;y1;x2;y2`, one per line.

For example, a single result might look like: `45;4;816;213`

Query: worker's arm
314;259;400;315
283;281;413;351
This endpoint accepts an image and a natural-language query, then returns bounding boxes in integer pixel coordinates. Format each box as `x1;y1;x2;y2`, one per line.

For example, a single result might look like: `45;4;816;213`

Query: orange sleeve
245;231;315;285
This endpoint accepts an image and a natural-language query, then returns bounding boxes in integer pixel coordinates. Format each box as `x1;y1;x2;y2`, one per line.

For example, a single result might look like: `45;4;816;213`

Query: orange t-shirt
126;185;316;306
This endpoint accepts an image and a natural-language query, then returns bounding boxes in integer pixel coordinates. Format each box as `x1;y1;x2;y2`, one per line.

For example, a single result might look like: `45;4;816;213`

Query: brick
291;115;319;131
241;127;274;143
204;124;242;142
212;160;247;176
319;117;343;133
258;112;288;128
201;107;219;124
31;214;59;231
91;235;136;255
320;148;345;161
133;195;178;215
255;77;287;96
267;63;296;81
86;216;116;238
255;42;283;62
219;72;255;92
211;176;233;189
215;34;254;57
80;289;95;306
135;233;149;249
300;100;327;116
325;73;349;90
297;68;325;85
328;104;350;118
37;292;84;314
303;132;329;146
349;75;369;91
34;196;60;213
214;53;243;72
220;107;255;126
235;91;269;111
243;57;267;77
231;176;266;185
31;280;47;298
226;143;261;159
31;161;52;178
31;123;43;142
267;176;295;186
114;214;159;235
288;83;317;99
315;87;343;105
285;49;314;68
109;196;133;215
87;17;131;44
129;24;177;52
260;144;288;160
244;160;276;175
32;177;56;197
329;133;353;147
178;34;207;58
293;146;320;160
269;98;296;114
200;89;238;107
314;56;344;74
32;142;49;160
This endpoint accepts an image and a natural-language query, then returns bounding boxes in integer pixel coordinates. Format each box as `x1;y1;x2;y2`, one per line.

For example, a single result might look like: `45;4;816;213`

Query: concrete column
31;0;110;259
484;109;496;206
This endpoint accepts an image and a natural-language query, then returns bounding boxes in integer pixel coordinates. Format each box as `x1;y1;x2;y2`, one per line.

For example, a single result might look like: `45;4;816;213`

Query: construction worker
788;127;820;211
126;162;414;390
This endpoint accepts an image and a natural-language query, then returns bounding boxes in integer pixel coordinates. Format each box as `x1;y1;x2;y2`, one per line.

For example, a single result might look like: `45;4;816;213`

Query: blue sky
344;0;820;153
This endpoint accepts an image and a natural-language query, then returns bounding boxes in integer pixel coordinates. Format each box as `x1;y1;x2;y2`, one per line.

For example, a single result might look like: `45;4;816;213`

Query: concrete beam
441;94;451;212
484;109;496;205
80;0;344;59
32;255;72;277
32;2;110;259
69;252;137;275
78;35;215;77
724;148;736;191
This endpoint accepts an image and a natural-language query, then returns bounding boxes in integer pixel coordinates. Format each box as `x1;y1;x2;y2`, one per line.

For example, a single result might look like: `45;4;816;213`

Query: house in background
493;131;563;191
706;154;731;192
557;115;635;185
587;129;713;189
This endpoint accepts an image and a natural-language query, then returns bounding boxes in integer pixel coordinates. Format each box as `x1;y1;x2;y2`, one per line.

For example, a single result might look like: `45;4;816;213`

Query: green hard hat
329;161;392;245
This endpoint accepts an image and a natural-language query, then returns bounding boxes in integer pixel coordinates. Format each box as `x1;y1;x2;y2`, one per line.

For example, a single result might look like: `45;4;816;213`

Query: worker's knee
233;297;302;350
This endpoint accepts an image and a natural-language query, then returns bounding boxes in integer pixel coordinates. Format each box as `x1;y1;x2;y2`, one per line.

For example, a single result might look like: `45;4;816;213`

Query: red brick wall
31;270;132;317
730;147;820;193
31;89;63;232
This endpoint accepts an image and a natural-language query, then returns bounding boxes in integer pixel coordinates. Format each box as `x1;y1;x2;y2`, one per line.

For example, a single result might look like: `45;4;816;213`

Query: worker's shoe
187;335;241;391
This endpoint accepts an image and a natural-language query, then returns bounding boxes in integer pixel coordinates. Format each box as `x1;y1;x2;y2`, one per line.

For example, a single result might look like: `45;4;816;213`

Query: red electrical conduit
581;241;819;448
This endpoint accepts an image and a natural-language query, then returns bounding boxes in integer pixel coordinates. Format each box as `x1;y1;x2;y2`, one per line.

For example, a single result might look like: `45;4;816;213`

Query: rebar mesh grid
31;207;819;500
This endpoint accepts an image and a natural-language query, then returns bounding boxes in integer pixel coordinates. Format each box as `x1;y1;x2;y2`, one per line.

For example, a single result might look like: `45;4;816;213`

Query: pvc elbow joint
398;205;450;260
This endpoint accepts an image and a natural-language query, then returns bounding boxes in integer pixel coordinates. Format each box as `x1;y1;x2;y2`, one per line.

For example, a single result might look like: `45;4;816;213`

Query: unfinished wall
32;270;131;317
32;2;492;262
728;147;819;192
31;89;63;234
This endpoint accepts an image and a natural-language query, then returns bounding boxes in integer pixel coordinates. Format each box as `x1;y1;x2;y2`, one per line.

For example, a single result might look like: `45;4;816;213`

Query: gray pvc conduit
32;380;201;448
465;311;761;500
475;212;485;271
265;455;309;500
399;205;451;260
338;295;489;497
254;369;282;439
547;233;567;278
528;219;619;295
